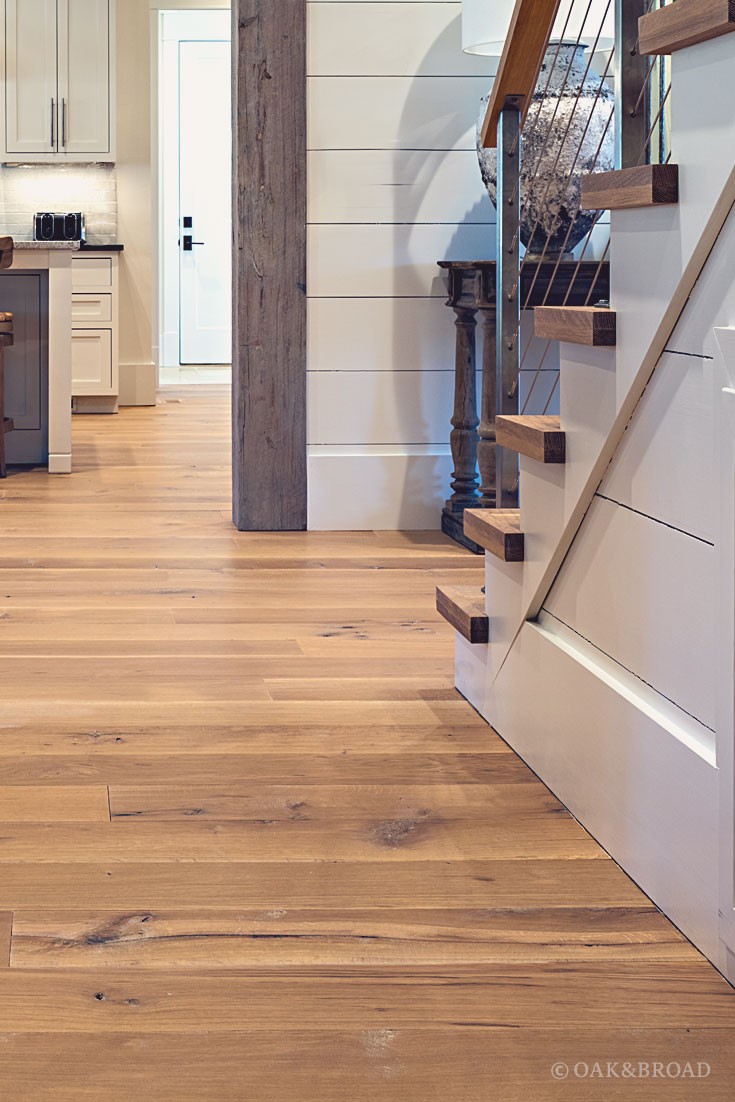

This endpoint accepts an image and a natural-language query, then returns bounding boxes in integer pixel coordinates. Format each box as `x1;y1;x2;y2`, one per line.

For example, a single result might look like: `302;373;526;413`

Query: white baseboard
307;446;453;531
119;362;157;407
48;453;72;475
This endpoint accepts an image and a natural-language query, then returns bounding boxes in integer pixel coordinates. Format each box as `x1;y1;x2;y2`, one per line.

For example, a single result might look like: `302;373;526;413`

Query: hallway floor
0;386;733;1099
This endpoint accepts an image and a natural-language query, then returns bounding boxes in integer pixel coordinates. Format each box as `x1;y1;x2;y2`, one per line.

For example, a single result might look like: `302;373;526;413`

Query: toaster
34;212;86;243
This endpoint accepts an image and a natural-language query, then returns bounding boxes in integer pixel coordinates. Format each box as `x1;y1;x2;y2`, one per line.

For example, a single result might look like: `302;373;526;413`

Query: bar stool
0;312;15;478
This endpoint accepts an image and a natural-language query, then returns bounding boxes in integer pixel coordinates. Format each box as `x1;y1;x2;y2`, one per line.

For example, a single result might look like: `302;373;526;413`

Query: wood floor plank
0;964;729;1030
0;787;109;823
0;753;525;786
0;860;646;909
10;907;696;968
108;782;549;820
0;1029;731;1102
0;815;604;862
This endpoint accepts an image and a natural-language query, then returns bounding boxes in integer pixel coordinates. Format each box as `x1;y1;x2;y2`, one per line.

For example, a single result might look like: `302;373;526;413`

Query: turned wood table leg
478;307;497;508
441;305;481;551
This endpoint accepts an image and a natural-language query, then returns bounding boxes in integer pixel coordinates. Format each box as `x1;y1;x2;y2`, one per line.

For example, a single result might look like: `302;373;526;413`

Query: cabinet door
71;328;112;394
57;0;111;156
4;0;59;155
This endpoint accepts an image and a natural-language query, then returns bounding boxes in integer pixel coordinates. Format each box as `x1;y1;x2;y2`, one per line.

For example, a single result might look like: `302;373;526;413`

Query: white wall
306;0;495;530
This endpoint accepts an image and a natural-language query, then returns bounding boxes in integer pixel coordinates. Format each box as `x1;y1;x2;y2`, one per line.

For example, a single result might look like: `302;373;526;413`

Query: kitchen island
0;242;76;473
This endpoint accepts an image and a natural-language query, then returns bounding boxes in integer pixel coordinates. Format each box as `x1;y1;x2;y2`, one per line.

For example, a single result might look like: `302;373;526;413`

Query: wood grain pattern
232;1;307;529
0;1030;732;1102
0;388;731;1097
534;305;617;347
480;0;563;147
435;585;489;643
495;415;566;464
581;164;680;210
11;907;695;968
463;508;525;562
639;0;735;55
0;964;726;1030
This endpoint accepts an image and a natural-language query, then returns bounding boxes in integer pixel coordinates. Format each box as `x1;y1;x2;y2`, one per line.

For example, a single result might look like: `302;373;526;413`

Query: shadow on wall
389;14;496;527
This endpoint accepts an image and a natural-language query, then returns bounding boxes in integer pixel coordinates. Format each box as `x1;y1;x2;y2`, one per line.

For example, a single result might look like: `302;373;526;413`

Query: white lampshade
462;0;615;57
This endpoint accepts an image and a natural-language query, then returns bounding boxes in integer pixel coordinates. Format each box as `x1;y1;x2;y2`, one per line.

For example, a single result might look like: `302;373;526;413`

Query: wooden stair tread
581;164;679;210
496;415;565;464
639;0;735;55
463;509;525;563
535;306;616;348
435;585;489;645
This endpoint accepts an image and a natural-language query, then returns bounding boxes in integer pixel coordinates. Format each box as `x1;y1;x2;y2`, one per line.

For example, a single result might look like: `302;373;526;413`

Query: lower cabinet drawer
72;293;113;324
72;329;113;394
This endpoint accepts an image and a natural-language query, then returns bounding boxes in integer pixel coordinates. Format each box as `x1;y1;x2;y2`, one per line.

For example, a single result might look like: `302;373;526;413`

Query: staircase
436;0;735;982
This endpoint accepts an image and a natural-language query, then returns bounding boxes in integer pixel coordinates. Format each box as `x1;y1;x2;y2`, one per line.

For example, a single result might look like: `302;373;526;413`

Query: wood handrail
480;0;563;148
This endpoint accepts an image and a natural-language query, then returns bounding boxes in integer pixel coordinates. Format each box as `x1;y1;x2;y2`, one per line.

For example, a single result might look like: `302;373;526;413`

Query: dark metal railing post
615;0;650;168
495;98;522;510
477;294;497;508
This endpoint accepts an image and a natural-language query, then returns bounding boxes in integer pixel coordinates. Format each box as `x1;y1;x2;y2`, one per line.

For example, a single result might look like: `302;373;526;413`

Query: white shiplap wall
306;0;495;530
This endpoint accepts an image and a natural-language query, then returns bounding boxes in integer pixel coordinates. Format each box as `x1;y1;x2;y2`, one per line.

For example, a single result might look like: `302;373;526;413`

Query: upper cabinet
2;0;115;163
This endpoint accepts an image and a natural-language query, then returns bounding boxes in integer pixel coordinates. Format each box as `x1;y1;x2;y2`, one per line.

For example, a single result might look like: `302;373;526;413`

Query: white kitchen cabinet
2;0;115;162
71;328;112;392
71;250;119;411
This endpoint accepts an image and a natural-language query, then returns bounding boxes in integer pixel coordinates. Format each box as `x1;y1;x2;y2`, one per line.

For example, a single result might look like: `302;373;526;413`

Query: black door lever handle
182;236;205;252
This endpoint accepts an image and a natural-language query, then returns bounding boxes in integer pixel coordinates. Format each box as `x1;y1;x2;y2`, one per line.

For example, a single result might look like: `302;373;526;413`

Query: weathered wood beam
232;1;307;530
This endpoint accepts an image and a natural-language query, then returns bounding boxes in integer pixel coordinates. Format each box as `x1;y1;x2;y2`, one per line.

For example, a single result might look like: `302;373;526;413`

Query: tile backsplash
0;164;117;243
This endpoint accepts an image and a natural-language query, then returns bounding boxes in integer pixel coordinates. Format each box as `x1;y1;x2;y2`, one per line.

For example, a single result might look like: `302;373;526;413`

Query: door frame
156;9;231;371
232;0;307;530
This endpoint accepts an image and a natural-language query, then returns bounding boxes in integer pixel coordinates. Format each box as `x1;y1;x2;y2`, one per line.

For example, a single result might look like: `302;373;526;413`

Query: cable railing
485;0;672;507
439;0;676;538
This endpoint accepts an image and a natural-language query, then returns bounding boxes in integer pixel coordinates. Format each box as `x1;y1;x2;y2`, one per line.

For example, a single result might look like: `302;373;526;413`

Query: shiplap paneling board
667;202;735;358
308;368;454;444
307;150;494;224
307;3;496;78
307;76;489;150
308;298;454;371
600;351;716;543
543;495;715;729
308;223;492;297
308;447;452;529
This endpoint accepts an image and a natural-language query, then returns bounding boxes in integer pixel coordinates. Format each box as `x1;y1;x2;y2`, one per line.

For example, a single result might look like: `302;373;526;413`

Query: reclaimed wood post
441;292;480;550
232;0;307;531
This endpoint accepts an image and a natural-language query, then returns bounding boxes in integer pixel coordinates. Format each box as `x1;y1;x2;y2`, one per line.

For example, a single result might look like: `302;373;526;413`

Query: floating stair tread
581;164;679;210
463;509;525;563
639;0;735;54
535;306;616;347
435;585;489;644
496;415;566;464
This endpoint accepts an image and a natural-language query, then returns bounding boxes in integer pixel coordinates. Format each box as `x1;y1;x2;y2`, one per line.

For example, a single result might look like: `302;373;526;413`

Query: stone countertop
12;241;80;250
11;242;124;251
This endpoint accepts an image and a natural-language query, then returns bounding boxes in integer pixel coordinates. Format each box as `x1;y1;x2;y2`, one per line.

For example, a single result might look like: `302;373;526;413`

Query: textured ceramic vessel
477;43;614;258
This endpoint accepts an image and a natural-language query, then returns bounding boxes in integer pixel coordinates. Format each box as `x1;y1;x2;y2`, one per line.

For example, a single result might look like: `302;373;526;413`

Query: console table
438;259;610;551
